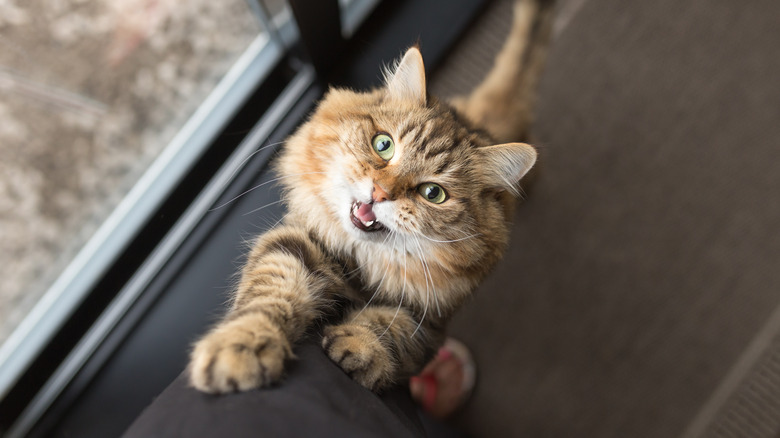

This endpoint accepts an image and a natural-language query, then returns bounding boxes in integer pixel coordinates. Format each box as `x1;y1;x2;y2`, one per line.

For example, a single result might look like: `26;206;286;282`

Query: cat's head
278;47;536;272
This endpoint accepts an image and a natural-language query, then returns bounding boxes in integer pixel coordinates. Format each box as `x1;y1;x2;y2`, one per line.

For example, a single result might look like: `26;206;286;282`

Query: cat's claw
189;323;292;394
322;324;395;392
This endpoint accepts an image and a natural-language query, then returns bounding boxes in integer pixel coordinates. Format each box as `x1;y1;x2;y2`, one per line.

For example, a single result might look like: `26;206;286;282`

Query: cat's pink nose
372;183;391;203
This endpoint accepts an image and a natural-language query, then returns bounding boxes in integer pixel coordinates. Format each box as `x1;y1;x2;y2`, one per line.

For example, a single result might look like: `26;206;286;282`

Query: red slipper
410;338;476;418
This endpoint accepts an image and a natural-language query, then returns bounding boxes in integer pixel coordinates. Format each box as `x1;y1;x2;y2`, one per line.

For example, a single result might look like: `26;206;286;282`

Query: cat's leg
189;227;345;393
450;0;556;144
322;306;445;392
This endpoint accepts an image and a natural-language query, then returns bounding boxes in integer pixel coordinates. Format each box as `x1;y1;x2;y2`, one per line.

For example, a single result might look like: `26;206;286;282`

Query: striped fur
189;0;554;394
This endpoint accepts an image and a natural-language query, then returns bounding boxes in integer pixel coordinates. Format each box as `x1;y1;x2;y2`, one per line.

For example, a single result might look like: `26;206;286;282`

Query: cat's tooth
365;220;375;227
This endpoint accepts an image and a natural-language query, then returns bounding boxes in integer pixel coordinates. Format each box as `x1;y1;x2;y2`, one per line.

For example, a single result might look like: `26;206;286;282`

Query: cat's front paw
189;322;292;394
322;324;395;392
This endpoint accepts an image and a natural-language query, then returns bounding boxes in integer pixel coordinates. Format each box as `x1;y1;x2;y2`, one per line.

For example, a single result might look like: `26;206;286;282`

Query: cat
188;0;554;393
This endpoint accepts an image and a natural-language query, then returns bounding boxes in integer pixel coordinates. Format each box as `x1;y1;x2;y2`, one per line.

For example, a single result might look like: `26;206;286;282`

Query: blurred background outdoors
0;0;282;344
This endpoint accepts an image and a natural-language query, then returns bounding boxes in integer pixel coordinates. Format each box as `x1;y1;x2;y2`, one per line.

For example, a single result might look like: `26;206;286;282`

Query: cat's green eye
372;133;395;161
418;183;447;204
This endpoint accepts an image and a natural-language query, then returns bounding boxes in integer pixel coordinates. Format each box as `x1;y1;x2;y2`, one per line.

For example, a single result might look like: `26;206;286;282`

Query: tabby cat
189;0;553;393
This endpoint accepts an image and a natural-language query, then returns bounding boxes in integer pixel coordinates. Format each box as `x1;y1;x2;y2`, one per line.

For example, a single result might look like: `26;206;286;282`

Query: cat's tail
450;0;556;144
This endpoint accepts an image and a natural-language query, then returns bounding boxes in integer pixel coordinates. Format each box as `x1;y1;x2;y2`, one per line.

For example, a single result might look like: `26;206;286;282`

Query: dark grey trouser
122;339;426;438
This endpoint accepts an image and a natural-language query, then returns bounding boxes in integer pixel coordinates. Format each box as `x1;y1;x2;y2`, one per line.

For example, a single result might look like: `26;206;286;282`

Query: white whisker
270;213;288;229
411;235;430;337
242;199;285;216
343;260;366;278
380;239;406;339
353;231;397;320
417;232;481;244
416;234;441;318
209;172;327;211
227;140;286;181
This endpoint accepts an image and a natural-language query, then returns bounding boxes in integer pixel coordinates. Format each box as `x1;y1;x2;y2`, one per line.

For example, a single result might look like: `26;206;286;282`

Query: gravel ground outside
0;0;263;344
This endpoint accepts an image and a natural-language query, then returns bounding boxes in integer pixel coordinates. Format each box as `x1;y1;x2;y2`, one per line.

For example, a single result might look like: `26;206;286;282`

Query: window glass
0;0;263;345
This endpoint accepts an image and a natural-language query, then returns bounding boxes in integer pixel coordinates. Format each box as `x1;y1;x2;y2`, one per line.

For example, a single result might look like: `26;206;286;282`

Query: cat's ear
477;143;537;194
385;47;427;105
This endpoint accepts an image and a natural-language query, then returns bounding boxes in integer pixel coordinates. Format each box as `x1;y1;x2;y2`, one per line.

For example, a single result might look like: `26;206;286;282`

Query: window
0;0;295;415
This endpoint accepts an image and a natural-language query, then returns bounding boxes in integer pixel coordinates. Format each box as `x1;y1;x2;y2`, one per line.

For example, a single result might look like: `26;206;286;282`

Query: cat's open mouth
350;201;386;232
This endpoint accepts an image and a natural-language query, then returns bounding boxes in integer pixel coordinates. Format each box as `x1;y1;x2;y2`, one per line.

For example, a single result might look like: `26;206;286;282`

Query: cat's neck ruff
353;239;478;314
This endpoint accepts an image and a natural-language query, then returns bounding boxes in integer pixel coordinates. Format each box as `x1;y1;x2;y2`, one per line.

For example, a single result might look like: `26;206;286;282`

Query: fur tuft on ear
384;47;426;105
477;142;537;195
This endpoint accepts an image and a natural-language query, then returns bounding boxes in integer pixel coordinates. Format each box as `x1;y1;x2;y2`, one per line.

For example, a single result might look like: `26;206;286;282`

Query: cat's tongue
351;201;384;232
355;202;376;224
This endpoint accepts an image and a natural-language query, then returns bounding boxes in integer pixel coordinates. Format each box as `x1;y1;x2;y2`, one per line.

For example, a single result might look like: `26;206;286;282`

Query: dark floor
431;0;780;437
